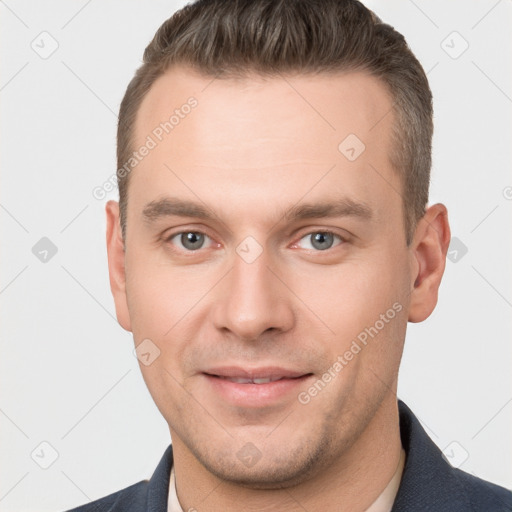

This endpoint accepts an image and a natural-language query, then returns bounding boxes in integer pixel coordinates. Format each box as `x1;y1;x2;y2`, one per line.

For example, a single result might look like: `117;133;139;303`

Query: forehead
135;66;395;161
129;66;401;229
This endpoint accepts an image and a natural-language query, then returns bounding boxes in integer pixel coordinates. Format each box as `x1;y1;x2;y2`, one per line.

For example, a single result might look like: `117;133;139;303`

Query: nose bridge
213;242;294;340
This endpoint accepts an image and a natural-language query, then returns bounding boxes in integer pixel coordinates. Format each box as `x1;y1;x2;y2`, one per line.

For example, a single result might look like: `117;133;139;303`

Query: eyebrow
142;196;373;225
283;199;373;222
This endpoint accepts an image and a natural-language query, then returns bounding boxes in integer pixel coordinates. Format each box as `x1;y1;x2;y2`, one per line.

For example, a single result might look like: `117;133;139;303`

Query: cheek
288;253;410;393
290;258;404;338
124;253;217;393
125;270;171;340
124;250;205;340
124;259;199;417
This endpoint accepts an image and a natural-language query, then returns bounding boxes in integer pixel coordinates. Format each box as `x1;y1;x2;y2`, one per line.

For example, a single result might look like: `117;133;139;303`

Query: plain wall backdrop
1;1;511;510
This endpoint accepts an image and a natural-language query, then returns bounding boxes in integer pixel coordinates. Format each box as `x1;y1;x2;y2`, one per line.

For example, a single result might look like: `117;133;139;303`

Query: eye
296;231;344;251
166;231;213;251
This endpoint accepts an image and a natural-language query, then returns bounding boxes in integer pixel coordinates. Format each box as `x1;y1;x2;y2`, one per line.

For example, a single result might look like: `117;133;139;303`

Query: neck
171;393;403;512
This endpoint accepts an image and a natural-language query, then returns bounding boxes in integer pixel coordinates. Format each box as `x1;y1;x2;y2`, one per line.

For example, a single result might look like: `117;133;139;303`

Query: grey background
1;1;511;510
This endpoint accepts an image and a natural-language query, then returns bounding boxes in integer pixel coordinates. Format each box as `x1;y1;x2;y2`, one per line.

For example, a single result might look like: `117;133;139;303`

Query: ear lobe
408;203;451;323
105;200;132;332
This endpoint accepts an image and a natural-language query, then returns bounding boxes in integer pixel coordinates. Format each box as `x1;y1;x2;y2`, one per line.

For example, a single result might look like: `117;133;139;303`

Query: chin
191;433;334;490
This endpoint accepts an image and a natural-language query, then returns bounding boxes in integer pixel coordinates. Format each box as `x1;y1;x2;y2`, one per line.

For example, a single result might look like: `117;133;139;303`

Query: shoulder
394;400;512;511
453;467;512;511
64;480;149;512
63;444;174;511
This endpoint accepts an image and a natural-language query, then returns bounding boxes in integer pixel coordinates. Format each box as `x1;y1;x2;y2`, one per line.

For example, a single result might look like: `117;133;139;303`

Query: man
67;0;512;510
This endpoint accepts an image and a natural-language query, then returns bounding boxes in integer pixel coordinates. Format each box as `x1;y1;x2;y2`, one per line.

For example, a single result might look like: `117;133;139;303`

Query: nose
211;244;295;341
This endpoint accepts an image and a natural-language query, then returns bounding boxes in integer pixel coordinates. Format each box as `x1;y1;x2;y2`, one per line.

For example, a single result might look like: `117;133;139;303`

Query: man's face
112;67;416;486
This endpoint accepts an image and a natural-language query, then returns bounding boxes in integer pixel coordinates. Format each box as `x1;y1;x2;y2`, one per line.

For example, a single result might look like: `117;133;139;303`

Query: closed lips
213;376;296;384
202;368;315;406
204;369;313;384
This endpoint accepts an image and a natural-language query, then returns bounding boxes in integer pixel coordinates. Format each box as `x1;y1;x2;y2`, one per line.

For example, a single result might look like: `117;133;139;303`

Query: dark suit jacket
66;400;512;511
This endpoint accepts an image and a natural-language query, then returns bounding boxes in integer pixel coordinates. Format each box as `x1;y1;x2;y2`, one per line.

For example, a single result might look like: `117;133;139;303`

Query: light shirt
167;448;406;512
167;465;184;512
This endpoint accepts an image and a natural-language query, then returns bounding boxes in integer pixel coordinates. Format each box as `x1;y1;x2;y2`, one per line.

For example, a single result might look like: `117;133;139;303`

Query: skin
106;66;450;511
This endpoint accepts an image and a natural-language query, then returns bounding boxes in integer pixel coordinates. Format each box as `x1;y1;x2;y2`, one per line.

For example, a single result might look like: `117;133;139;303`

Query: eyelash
163;229;346;253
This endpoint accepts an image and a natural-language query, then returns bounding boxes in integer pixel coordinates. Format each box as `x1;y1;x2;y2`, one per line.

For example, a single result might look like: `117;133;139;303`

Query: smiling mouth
206;374;310;384
202;370;314;407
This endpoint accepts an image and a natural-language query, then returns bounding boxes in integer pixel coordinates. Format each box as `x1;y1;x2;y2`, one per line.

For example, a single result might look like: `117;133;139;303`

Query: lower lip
203;374;312;407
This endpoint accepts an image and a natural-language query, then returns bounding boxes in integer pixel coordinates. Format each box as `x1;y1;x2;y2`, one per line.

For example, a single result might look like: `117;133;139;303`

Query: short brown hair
117;0;433;245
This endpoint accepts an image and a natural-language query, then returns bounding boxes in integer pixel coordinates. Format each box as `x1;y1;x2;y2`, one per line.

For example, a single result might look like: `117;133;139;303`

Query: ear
105;200;132;331
408;203;451;323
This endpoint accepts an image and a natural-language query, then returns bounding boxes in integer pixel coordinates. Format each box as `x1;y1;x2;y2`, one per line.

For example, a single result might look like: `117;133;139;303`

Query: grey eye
168;232;208;251
297;231;342;251
181;232;204;250
310;232;335;250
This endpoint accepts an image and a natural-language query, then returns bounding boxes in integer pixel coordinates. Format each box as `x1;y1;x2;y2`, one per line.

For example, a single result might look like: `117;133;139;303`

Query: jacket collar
391;399;472;511
146;442;173;512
